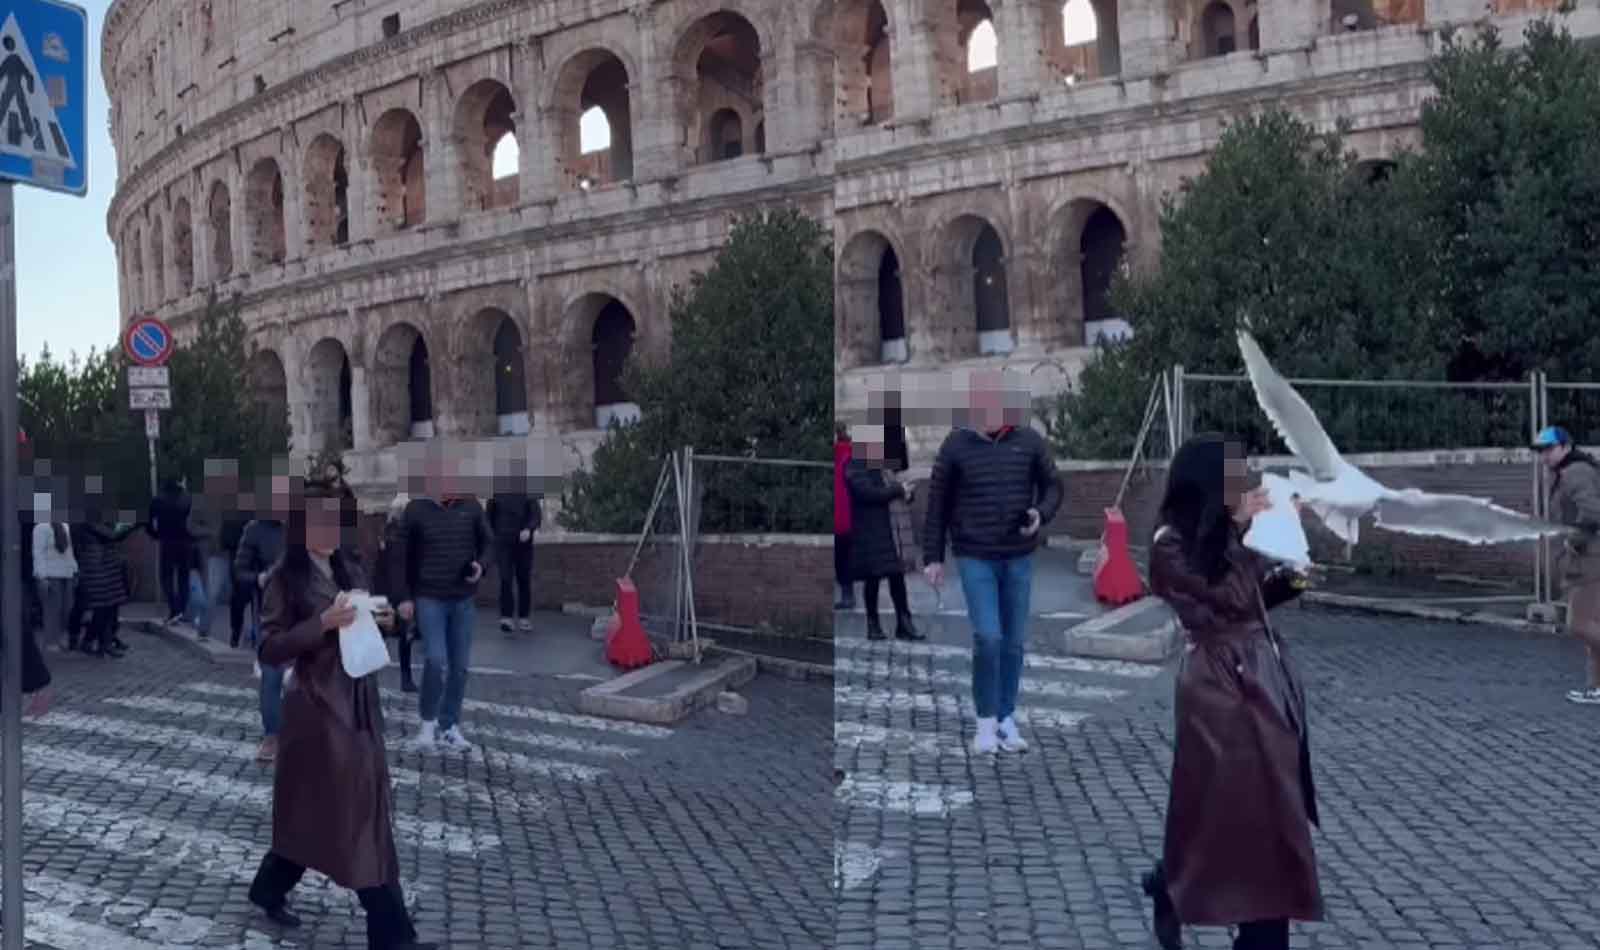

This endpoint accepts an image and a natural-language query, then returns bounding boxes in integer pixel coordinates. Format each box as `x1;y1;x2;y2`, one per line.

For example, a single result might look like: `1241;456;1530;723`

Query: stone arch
673;10;766;165
458;308;531;437
1247;12;1259;49
455;79;519;212
839;229;911;367
934;213;1012;356
244;157;287;268
559;292;641;430
549;47;635;189
1354;158;1397;185
171;197;194;293
827;0;894;127
932;0;998;106
303;133;350;250
372;322;434;445
1048;196;1133;346
305;338;354;453
1045;0;1121;80
370;108;426;233
149;214;166;304
1196;1;1237;57
207;179;233;279
247;348;289;430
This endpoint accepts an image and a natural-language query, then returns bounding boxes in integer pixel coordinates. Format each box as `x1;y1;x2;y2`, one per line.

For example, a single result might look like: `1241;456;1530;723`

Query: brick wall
900;450;1546;589
127;520;833;638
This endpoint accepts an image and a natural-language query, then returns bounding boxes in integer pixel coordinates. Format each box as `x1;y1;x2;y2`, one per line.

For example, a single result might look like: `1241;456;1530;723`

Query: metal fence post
1531;371;1544;606
1172;365;1187;445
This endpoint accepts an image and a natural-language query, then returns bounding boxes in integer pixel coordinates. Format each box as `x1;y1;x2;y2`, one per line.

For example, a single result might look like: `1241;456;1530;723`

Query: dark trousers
1234;920;1289;950
229;580;253;647
88;606;118;652
393;617;415;684
863;573;909;618
66;584;85;649
249;851;417;950
834;533;853;587
497;541;533;620
159;541;192;617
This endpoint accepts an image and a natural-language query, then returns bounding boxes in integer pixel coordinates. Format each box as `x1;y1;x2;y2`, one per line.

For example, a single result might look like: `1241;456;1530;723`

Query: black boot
1142;862;1181;950
894;610;925;641
865;613;886;641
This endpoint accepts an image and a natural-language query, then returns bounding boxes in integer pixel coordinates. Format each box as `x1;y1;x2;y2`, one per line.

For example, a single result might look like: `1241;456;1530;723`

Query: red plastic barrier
1093;507;1145;606
604;577;654;670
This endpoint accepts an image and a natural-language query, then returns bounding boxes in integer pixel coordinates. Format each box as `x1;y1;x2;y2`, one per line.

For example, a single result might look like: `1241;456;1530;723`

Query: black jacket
486;493;542;543
394;497;493;603
846;460;908;580
147;491;192;544
234;519;285;590
922;426;1063;564
221;509;254;554
74;521;136;610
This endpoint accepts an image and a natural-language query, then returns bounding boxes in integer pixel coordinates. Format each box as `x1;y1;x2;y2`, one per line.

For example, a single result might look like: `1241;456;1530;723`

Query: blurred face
261;475;292;518
1540;443;1570;470
304;496;346;555
1223;442;1250;499
968;375;1008;432
852;425;885;464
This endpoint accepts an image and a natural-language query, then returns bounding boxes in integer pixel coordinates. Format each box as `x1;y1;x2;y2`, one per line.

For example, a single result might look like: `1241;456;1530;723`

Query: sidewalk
121;601;618;681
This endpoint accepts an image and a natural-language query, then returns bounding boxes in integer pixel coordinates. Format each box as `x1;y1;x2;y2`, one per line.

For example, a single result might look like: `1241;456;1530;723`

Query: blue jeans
415;596;475;732
260;662;285;737
956;555;1034;721
195;555;231;637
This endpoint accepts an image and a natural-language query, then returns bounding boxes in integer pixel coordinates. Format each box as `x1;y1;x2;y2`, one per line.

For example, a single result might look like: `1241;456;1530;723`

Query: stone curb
1059;597;1182;664
1300;592;1562;636
705;645;833;683
577;656;759;725
128;618;229;665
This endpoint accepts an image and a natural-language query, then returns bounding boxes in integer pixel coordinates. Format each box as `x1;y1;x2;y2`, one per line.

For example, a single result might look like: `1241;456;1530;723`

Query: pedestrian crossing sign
0;0;85;196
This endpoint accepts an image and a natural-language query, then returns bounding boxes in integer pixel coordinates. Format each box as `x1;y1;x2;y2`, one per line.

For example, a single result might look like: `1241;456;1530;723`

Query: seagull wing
1237;331;1343;480
1242;473;1313;567
1371;488;1571;545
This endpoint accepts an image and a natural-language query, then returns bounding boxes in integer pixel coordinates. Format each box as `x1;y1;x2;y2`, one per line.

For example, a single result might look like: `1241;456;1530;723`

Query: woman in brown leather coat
1141;434;1321;950
245;478;438;950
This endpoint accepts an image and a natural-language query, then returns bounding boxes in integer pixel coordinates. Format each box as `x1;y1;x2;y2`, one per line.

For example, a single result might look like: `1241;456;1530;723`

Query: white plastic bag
338;590;391;680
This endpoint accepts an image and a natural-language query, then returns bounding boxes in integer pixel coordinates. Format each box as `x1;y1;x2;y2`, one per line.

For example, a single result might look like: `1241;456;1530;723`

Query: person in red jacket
834;424;856;610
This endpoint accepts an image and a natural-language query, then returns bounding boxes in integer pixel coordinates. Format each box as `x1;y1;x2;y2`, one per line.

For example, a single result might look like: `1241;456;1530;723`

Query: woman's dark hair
1159;433;1237;584
273;478;359;627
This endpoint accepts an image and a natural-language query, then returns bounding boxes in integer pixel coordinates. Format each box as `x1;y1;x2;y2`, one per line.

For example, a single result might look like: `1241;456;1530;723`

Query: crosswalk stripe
21;790;427;917
832;684;1093;732
23;743;499;857
106;696;610;781
833;638;1162;678
10;872;280;949
833;656;1129;702
32;711;545;817
183;681;676;739
834;841;893;892
834;776;973;817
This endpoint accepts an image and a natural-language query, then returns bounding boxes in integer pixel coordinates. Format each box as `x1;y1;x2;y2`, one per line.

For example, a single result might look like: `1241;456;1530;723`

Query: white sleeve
30;523;48;576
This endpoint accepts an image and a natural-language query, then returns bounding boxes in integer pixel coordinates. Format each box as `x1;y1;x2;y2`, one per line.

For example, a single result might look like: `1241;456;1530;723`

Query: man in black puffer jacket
921;370;1062;757
487;471;541;636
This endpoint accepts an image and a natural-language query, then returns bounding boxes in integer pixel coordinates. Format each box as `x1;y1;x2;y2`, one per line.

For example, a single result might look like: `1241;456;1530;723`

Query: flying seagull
1235;330;1568;568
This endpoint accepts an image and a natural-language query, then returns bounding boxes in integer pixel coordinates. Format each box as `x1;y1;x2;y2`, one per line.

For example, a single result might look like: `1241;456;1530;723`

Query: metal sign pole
147;431;157;499
0;181;24;950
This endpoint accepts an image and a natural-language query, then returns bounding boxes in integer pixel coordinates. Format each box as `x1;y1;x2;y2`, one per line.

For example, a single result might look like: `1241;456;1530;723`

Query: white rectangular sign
129;387;171;410
144;409;159;438
128;366;169;388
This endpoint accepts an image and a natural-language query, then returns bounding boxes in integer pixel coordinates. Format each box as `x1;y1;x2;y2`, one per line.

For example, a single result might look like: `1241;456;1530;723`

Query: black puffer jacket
846;460;908;580
922;425;1063;564
74;521;135;610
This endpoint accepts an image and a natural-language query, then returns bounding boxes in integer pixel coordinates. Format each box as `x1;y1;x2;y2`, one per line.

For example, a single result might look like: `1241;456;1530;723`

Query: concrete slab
1059;597;1182;664
577;656;759;725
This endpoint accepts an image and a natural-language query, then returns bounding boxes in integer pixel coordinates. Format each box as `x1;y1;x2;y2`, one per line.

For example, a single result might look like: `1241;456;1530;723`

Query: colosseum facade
104;0;1592;494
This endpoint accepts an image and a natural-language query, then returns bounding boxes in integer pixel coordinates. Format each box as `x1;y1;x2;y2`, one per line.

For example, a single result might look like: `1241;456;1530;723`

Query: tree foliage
1046;15;1600;459
560;208;834;533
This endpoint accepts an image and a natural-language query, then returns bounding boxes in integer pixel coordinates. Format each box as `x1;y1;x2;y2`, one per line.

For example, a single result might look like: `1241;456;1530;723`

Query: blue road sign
0;0;84;196
124;316;173;366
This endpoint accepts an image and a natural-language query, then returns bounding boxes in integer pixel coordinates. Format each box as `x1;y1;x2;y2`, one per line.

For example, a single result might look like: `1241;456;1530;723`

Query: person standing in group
373;494;418;694
393;448;493;750
236;474;289;762
31;490;77;654
1142;433;1320;950
1530;427;1600;703
188;459;240;642
487;464;540;635
222;481;258;649
834;424;856;610
921;370;1062;754
847;425;923;642
147;477;194;625
245;477;438;950
75;494;140;659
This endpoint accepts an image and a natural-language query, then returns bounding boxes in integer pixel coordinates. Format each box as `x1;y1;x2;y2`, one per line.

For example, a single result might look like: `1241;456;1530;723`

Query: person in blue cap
1533;426;1600;703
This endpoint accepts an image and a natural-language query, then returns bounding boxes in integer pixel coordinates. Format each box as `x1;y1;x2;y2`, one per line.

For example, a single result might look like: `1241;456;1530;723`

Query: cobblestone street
834;605;1600;950
7;630;832;950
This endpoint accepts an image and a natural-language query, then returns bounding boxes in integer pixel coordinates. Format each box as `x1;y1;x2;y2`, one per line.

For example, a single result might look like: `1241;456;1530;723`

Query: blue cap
1532;426;1572;450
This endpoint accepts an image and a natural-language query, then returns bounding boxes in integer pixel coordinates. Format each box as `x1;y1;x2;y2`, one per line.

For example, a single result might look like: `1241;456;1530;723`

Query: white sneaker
438;726;473;751
1566;688;1600;705
997;716;1029;753
518;618;534;632
499;619;514;633
973;717;999;754
414;721;438;747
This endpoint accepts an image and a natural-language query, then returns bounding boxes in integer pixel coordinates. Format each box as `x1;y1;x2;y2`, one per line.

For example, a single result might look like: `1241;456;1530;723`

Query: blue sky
19;0;113;366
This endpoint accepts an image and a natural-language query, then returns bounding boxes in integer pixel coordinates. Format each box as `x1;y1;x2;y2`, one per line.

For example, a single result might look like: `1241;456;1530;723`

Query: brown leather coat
1149;524;1323;927
259;551;401;891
